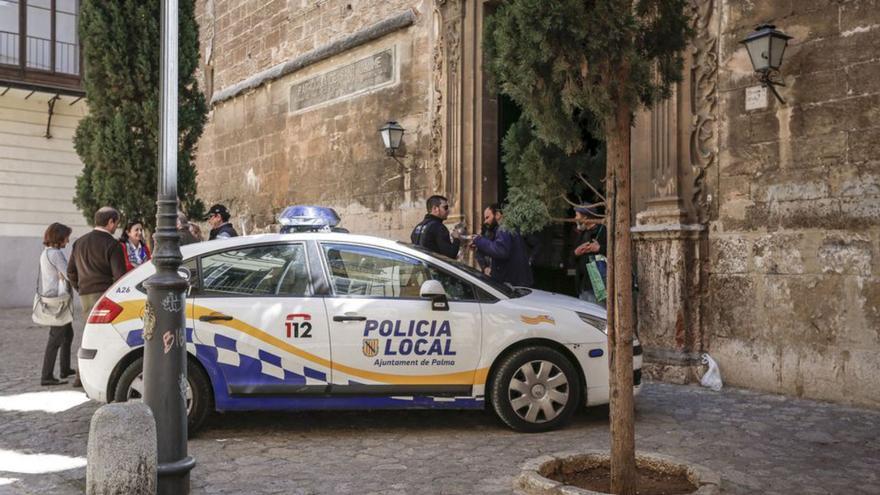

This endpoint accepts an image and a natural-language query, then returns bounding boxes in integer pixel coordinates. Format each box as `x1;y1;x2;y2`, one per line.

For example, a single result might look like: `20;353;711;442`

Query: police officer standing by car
410;195;460;258
205;204;238;240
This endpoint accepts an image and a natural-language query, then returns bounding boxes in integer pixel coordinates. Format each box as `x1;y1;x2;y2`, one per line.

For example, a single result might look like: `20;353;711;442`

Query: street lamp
142;0;194;493
379;121;405;166
740;24;792;103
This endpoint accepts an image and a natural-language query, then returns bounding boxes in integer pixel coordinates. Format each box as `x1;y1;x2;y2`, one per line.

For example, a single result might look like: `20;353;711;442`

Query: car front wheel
113;356;212;435
490;346;581;433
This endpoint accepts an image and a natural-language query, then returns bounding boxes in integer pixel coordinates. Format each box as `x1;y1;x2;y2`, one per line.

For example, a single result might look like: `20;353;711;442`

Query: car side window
427;265;477;302
321;243;430;298
200;244;311;296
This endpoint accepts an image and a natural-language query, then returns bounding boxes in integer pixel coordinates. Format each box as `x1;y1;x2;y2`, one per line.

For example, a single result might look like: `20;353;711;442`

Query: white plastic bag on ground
700;353;723;391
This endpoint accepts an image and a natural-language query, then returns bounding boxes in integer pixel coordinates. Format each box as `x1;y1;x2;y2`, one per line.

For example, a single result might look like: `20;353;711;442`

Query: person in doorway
38;223;75;386
476;205;499;275
119;220;151;271
205;204;238;240
410;195;460;258
67;207;127;387
572;206;607;305
471;204;534;287
177;212;200;245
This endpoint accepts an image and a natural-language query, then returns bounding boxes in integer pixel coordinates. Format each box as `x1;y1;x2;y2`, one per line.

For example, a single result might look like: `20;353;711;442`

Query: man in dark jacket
410;195;460;258
67;206;127;387
472;205;534;287
572;206;607;305
205;204;238;240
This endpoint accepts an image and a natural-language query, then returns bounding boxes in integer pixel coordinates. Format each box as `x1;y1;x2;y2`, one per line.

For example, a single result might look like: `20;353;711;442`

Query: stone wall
708;0;880;407
193;0;434;239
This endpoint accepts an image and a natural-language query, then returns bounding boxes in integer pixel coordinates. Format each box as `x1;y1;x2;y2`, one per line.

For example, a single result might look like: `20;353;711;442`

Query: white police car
78;232;642;433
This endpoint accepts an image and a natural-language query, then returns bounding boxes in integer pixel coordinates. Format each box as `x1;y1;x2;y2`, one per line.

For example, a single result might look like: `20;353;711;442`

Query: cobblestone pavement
1;307;879;494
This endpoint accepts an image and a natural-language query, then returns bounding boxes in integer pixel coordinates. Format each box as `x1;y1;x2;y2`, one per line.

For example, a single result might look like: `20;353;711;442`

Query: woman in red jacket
119;220;151;272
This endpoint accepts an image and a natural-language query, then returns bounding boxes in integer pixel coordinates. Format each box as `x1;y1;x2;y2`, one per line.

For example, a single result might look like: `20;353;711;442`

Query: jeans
41;323;73;379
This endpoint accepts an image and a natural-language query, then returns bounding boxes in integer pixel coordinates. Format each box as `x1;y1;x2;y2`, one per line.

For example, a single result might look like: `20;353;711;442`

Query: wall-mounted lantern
740;24;792;104
379;121;405;161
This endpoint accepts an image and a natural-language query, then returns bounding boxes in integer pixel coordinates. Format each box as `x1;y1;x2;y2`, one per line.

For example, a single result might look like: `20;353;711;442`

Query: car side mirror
420;280;449;311
178;266;198;296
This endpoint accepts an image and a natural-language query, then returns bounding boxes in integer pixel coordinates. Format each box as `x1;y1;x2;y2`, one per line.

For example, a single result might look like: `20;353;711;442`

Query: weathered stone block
722;2;794;35
790;132;847;170
706;274;756;339
846;60;880;97
710;235;751;274
765;197;840;230
751;172;830;203
752;233;807;275
840;0;880;33
719;142;779;177
847;126;880;165
790;94;880;138
840;196;880;226
787;27;880;76
791;70;847;106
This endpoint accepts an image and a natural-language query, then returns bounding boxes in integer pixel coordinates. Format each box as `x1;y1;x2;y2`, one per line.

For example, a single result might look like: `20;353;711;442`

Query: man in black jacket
205;204;238;240
410;195;460;258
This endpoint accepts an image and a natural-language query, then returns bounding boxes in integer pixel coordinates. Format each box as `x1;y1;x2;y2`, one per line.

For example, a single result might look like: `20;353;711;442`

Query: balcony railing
0;30;82;93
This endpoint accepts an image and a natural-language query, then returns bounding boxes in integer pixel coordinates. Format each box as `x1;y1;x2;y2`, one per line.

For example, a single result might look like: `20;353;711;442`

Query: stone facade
194;1;433;238
633;0;880;408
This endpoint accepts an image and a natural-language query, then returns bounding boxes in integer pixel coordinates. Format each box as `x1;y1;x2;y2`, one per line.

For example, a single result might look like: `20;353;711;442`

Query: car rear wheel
490;346;581;433
113;356;212;435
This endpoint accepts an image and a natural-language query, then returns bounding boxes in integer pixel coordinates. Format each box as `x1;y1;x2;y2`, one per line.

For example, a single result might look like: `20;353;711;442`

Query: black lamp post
740;24;793;103
379;121;406;167
143;0;195;493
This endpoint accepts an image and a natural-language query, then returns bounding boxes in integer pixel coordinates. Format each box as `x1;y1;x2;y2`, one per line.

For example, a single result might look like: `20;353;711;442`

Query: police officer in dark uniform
205;204;238;240
410;195;460;258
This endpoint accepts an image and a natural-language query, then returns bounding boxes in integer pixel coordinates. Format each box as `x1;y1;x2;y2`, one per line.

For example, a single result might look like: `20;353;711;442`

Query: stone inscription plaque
289;49;394;112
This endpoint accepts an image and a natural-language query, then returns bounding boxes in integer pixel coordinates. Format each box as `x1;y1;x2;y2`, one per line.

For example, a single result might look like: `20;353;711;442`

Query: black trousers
41;323;73;380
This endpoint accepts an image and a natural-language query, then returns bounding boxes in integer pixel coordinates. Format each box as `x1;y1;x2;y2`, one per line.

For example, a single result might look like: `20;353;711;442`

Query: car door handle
333;315;367;322
199;314;234;322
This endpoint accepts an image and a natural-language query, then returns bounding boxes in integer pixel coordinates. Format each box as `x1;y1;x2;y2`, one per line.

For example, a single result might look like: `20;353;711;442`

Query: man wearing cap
205;204;238;240
572;206;607;305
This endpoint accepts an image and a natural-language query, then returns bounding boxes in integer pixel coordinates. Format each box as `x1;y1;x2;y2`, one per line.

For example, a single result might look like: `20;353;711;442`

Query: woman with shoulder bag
34;223;75;386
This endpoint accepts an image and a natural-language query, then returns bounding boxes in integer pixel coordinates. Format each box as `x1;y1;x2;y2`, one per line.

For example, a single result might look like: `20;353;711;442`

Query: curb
515;450;721;495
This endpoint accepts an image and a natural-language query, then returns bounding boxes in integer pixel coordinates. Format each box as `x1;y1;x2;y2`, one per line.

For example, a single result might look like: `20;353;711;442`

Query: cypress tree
74;0;207;230
485;1;691;493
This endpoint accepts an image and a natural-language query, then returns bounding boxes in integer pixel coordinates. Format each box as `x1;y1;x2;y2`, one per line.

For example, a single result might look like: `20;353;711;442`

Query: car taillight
88;297;123;324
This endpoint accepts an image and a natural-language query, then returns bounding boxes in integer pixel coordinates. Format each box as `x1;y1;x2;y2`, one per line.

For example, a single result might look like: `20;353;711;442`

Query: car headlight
577;311;607;334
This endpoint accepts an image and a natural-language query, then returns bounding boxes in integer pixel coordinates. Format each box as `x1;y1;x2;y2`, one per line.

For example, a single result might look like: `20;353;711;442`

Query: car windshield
402;243;526;299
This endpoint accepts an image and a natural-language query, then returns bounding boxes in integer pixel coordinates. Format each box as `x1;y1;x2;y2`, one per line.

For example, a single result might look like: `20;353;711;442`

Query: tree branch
577;172;607;202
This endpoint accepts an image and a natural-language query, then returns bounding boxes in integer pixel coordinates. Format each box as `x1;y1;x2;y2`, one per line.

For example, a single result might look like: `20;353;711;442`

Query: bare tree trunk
607;97;636;494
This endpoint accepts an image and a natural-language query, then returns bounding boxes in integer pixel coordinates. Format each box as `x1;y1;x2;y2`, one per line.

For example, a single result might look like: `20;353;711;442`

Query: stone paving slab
0;307;878;494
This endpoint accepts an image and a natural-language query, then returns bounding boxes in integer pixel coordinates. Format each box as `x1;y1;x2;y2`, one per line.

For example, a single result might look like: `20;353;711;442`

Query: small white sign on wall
745;85;768;111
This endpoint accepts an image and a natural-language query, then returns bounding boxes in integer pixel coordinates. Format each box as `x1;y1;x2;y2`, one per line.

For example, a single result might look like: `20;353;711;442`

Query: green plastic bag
586;255;607;302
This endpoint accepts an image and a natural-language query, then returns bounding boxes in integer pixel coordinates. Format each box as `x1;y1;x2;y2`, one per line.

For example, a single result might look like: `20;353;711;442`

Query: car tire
490;346;581;433
113;356;213;435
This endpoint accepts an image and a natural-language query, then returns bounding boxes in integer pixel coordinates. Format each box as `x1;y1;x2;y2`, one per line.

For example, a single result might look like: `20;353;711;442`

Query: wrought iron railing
0;30;79;75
